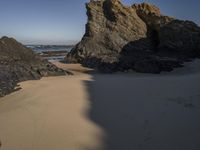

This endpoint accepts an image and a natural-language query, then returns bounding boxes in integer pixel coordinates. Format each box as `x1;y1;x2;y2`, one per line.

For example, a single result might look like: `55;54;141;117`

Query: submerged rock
0;37;70;97
66;0;200;73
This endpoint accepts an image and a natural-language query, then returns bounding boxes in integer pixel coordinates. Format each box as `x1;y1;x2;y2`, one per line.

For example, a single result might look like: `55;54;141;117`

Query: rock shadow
84;72;200;150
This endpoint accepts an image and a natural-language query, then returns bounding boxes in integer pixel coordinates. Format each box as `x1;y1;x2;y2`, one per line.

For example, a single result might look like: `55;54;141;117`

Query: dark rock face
66;0;200;73
158;20;200;56
0;37;69;97
67;0;147;64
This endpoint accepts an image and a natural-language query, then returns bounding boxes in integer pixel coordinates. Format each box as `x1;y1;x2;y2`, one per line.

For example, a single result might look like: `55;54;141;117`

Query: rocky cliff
66;0;200;73
0;37;70;97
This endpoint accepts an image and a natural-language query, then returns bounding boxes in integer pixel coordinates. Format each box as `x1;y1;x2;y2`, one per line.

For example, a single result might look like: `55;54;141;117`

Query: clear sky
0;0;199;45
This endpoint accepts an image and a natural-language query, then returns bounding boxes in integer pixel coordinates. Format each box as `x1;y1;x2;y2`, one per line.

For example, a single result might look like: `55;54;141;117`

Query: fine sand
0;60;200;150
0;63;104;150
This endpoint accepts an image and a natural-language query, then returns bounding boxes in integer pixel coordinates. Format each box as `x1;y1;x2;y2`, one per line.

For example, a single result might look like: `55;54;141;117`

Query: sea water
26;45;73;61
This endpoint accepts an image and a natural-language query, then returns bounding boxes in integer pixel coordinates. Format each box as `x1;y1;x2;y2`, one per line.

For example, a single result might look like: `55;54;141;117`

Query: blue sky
0;0;199;45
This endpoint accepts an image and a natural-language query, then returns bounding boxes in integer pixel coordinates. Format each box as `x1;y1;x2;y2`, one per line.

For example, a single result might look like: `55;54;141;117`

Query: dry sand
0;60;200;150
0;63;104;150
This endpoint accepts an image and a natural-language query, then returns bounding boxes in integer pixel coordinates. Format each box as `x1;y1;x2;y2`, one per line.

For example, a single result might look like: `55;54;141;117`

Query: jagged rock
66;0;200;73
133;3;173;29
0;37;70;97
158;20;200;56
67;0;147;64
134;57;183;73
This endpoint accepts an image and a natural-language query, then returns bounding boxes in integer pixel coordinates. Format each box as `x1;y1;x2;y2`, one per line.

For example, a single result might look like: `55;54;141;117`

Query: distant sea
26;45;74;61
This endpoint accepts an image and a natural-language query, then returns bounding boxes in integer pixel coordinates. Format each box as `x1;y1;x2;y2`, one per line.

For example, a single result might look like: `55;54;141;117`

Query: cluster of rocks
0;37;70;97
41;50;69;57
66;0;200;73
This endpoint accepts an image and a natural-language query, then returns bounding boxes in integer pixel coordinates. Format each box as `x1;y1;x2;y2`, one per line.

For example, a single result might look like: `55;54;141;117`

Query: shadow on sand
84;70;200;150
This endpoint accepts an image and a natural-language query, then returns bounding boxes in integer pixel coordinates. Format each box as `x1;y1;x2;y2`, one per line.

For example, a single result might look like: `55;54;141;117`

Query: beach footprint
167;94;200;109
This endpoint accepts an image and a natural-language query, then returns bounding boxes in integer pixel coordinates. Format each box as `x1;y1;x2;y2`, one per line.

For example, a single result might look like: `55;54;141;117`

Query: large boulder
67;0;147;64
66;0;200;73
0;37;70;97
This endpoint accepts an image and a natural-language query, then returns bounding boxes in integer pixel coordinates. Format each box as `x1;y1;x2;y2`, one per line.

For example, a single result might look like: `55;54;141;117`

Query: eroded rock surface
67;0;147;64
66;0;200;73
0;37;70;97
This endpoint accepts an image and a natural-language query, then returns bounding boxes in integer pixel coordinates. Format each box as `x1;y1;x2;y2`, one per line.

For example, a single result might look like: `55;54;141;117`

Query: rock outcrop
67;0;147;64
0;37;70;97
66;0;200;73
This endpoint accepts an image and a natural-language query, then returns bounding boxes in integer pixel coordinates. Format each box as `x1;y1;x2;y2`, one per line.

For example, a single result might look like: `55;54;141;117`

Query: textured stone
0;37;70;97
66;0;200;73
67;0;147;64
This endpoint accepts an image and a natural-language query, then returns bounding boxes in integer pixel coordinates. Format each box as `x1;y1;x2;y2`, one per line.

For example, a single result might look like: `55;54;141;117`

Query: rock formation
66;0;200;73
0;37;70;97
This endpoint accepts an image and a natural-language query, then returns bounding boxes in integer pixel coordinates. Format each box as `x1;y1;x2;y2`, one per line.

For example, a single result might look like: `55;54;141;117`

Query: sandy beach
0;63;104;150
0;61;200;150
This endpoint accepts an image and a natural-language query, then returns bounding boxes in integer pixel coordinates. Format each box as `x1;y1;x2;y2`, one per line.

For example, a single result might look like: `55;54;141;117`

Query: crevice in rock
103;0;117;22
